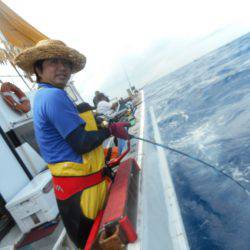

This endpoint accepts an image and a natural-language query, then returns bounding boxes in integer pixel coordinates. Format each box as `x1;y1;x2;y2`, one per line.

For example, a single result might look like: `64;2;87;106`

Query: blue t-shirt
33;83;85;163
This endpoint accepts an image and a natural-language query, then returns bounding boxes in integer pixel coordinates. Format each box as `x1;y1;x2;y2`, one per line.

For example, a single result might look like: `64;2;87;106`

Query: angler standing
14;39;130;248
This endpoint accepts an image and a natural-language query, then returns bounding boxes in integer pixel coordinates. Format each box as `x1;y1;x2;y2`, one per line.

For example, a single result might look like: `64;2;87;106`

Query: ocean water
143;32;250;250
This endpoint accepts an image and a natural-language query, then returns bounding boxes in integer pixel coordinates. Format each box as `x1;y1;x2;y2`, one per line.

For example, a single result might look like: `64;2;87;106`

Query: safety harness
52;169;105;200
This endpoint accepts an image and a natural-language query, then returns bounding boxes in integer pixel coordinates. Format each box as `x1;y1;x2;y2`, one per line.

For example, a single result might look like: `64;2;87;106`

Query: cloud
89;25;250;100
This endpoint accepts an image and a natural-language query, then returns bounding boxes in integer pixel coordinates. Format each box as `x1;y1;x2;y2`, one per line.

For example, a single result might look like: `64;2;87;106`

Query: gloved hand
108;122;130;140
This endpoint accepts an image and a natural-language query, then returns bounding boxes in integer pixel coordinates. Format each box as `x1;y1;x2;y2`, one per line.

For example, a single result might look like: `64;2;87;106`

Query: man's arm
45;90;110;154
66;125;110;154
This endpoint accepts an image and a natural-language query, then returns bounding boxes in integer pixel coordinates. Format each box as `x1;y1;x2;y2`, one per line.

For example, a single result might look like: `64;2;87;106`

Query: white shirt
97;100;115;117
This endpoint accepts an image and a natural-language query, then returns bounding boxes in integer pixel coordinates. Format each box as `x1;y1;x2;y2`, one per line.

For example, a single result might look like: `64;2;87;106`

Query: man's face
36;58;72;88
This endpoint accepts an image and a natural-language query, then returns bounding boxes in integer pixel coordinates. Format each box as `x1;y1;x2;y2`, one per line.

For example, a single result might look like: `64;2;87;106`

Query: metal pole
0;126;33;180
9;60;31;90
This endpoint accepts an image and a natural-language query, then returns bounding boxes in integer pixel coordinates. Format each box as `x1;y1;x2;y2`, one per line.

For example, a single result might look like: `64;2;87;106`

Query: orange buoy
0;82;30;113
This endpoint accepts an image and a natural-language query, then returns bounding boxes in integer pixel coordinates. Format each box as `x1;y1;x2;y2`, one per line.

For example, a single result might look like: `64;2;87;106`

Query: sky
2;0;250;103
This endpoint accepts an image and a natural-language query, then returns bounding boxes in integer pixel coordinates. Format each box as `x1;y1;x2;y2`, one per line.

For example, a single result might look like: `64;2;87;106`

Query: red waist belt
52;169;105;200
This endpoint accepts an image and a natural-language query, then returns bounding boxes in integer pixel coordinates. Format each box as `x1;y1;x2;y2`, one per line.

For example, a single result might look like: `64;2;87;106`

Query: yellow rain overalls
48;110;107;248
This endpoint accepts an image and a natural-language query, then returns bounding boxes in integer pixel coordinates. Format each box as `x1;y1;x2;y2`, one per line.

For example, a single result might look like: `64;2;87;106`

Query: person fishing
96;92;118;118
96;93;129;155
14;39;130;248
93;90;109;108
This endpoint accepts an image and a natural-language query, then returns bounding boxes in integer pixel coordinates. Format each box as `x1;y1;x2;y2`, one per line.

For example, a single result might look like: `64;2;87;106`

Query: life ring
0;82;31;113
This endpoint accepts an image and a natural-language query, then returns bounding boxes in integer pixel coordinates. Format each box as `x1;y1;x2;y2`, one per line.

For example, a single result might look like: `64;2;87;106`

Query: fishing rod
129;134;250;195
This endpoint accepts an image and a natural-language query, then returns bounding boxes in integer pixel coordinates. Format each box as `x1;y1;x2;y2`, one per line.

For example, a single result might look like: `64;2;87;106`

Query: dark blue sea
143;32;250;250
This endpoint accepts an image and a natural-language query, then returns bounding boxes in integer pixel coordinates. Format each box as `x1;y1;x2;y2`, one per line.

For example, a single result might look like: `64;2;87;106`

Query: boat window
6;121;40;154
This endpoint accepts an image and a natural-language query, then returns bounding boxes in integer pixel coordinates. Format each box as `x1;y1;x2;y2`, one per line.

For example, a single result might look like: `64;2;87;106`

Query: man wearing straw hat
15;39;130;248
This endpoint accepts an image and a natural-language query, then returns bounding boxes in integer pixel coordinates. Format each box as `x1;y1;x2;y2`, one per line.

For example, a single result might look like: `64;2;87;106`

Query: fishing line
130;134;250;195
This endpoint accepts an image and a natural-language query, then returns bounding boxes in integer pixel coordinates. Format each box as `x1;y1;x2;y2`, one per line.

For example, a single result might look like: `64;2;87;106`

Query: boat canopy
0;0;47;49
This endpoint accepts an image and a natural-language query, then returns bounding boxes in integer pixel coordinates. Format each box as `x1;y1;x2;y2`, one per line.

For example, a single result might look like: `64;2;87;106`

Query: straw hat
14;39;86;74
